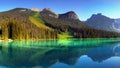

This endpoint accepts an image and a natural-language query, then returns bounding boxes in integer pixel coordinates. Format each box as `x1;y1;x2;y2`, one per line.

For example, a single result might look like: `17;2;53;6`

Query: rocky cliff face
59;11;79;20
41;8;59;18
31;8;41;12
41;9;79;20
86;13;116;32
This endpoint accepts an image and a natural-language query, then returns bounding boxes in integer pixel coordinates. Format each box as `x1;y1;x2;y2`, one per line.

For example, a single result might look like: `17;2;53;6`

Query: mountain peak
43;8;51;11
12;8;28;10
86;13;115;32
41;8;58;18
67;11;75;13
92;13;103;17
8;8;32;12
97;13;102;15
90;13;112;20
31;8;41;12
59;11;79;20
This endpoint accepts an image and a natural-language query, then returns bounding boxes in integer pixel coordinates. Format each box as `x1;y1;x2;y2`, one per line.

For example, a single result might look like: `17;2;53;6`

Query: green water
0;38;120;68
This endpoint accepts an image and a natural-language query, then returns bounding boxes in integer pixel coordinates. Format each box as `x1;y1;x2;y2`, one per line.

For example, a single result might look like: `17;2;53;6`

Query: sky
0;0;120;21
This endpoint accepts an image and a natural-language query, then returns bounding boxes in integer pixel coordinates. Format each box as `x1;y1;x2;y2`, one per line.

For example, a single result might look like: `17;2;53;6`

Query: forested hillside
0;8;120;40
0;8;58;40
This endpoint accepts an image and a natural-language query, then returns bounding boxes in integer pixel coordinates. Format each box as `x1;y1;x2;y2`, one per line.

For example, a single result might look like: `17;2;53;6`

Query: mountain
85;13;117;32
0;8;120;40
115;18;120;23
59;11;79;20
31;8;41;12
0;8;58;40
40;10;120;38
41;8;59;18
114;18;120;29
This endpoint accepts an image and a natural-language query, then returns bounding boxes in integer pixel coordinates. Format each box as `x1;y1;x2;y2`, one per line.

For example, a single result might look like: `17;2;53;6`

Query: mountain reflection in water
0;39;120;68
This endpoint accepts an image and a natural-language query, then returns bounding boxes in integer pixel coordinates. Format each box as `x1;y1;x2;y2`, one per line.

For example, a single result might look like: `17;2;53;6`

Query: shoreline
0;39;13;42
0;38;120;42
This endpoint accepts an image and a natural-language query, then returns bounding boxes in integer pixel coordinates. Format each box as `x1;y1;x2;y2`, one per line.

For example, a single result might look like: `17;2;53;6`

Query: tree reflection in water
0;39;120;68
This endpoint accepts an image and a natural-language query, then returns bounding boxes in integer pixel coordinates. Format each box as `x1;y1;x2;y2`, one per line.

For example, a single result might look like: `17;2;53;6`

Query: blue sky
0;0;120;20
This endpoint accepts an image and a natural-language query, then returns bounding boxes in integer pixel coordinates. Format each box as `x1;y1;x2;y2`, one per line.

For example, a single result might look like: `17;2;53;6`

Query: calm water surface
0;39;120;68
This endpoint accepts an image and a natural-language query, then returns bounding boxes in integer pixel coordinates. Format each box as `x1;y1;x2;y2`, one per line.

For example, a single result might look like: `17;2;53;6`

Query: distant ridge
85;13;118;32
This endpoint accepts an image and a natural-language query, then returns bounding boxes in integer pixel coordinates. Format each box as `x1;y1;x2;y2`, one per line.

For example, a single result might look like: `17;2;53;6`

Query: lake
0;38;120;68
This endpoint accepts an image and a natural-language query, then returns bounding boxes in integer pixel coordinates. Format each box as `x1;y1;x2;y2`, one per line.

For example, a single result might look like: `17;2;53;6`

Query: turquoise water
0;39;120;68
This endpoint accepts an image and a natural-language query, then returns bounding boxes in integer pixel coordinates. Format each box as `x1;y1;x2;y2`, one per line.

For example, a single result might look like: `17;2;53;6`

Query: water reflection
0;39;120;68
